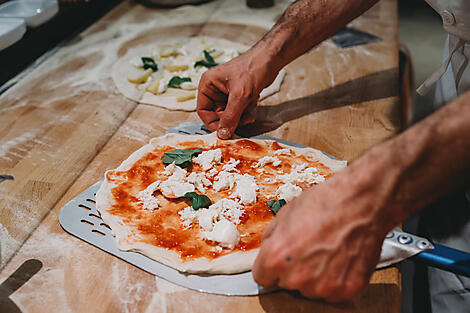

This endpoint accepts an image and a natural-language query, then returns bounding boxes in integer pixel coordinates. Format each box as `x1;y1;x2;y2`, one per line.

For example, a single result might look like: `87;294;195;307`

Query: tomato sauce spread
104;139;336;261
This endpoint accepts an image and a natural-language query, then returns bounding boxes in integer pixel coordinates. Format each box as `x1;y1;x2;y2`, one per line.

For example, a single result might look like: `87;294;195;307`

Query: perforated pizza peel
59;122;325;295
59;122;470;296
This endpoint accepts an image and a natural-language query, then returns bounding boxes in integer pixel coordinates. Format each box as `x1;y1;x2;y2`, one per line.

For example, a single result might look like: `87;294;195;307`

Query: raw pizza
112;36;286;111
96;133;346;274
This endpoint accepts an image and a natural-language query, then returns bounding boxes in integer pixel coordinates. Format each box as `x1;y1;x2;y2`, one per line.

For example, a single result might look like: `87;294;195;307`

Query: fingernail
217;128;231;140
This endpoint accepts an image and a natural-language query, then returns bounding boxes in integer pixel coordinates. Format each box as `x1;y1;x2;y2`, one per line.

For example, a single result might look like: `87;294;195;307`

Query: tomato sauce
105;139;336;261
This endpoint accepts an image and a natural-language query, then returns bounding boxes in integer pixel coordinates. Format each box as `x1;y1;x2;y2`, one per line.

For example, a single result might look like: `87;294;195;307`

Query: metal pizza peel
59;122;470;296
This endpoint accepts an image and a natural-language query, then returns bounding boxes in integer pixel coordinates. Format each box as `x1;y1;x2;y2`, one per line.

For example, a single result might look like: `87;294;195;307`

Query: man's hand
252;165;389;302
253;89;470;301
196;0;379;139
197;48;278;139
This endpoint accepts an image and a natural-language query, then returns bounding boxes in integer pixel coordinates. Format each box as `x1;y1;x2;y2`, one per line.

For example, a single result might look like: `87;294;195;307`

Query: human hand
197;47;279;139
252;167;391;302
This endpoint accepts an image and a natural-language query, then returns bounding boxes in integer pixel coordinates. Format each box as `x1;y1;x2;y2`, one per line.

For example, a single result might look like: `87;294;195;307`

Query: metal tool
331;27;381;48
0;175;14;183
59;122;470;296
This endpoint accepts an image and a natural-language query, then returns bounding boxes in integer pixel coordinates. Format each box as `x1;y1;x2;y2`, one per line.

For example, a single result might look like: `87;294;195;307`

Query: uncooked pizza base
112;36;286;111
96;133;346;274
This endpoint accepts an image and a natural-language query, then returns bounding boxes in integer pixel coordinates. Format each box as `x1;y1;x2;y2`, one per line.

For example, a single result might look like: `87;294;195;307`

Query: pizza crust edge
96;132;347;274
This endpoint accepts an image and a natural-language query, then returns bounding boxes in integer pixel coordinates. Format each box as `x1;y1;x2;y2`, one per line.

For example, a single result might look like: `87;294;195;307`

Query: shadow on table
0;259;43;313
236;68;398;137
258;282;401;313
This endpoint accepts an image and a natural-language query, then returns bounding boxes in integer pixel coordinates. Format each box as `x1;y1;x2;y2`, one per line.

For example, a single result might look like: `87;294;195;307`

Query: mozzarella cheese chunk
274;148;292;156
222;158;240;172
130;57;143;68
252;156;281;168
276;183;302;202
192;149;222;171
162;162;187;178
210;198;245;225
137;181;161;210
201;219;240;249
206;168;218;178
179;198;244;230
213;171;239;192
230;174;259;205
160;169;194;198
160;180;194;198
178;206;198;229
180;81;197;90
178;199;244;248
277;164;325;187
187;172;212;193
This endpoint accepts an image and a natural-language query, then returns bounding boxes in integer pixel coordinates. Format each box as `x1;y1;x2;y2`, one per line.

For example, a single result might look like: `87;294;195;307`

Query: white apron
418;1;470;313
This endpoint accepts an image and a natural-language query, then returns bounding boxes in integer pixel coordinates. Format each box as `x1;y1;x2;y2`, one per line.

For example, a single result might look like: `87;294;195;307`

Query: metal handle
411;243;470;277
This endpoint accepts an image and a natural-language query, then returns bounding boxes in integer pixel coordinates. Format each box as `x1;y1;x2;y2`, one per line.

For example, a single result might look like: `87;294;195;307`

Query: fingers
262;218;278;241
238;101;257;126
217;86;254;139
252;239;283;287
197;73;228;132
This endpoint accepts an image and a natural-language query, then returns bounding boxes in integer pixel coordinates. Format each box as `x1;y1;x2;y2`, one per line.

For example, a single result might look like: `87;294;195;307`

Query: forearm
354;91;470;231
252;0;379;74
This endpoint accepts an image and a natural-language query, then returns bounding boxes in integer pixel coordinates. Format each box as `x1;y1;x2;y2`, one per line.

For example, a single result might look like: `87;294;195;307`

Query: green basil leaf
141;57;158;71
194;60;218;68
193;50;219;69
184;192;212;210
168;76;192;88
162;148;202;167
203;50;215;63
267;199;287;214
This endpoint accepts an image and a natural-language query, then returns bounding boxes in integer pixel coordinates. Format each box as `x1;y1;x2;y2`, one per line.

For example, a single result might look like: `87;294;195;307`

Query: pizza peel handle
411;243;470;277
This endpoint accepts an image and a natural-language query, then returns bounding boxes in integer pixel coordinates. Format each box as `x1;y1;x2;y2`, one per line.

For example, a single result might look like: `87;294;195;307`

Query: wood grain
0;0;401;311
0;105;400;313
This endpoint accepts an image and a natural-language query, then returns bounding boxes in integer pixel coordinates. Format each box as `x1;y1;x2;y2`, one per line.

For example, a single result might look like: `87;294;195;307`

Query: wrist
348;140;415;234
243;44;283;92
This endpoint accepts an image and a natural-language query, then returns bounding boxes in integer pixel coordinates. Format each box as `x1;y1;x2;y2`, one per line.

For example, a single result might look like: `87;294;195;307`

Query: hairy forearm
253;0;378;73
353;91;470;231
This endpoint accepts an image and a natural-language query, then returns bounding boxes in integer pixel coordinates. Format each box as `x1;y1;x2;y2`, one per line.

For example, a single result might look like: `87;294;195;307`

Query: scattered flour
0;223;21;269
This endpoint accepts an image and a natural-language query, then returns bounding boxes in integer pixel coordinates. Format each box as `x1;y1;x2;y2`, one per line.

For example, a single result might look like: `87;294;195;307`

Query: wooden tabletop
0;0;400;312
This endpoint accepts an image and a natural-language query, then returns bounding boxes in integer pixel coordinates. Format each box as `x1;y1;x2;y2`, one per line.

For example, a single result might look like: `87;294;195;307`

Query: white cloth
417;0;470;96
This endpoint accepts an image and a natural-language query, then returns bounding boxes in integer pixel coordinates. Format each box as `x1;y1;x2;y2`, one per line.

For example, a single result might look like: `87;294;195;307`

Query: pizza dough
112;36;286;111
96;133;346;274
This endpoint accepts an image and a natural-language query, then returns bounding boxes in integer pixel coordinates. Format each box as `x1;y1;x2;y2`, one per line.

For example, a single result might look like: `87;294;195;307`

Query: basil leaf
194;60;218;68
162;148;202;167
267;199;286;214
184;192;212;210
141;57;158;71
203;50;215;63
193;50;219;69
168;76;192;88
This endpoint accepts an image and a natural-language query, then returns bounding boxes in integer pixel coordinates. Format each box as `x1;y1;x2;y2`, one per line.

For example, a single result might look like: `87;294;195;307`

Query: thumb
217;90;250;139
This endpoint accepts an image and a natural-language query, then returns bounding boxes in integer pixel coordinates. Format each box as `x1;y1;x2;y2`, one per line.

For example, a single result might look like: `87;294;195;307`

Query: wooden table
0;0;401;312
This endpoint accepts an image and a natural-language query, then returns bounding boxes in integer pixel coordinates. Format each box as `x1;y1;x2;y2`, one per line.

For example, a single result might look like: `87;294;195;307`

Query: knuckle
262;244;286;271
230;86;252;102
